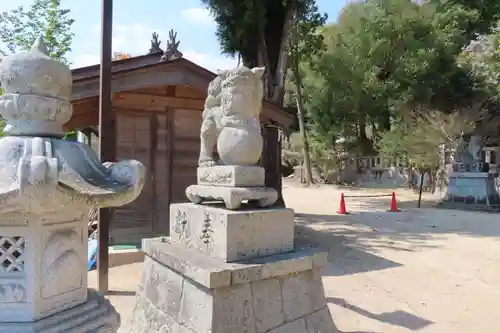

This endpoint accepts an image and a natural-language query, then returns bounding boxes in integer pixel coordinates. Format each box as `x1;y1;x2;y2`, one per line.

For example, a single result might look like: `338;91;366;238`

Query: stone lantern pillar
0;37;146;332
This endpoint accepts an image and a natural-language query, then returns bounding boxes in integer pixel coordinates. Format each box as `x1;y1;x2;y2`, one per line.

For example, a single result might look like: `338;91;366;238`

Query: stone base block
197;166;265;187
170;203;294;262
186;184;278;210
0;289;120;333
128;238;337;333
440;172;500;209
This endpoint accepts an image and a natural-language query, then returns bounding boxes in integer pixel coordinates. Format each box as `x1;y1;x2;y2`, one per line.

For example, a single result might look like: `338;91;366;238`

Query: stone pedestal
197;165;265;187
130;238;335;333
130;172;337;332
186;185;278;210
129;66;337;332
187;165;277;210
440;172;500;210
170;203;294;262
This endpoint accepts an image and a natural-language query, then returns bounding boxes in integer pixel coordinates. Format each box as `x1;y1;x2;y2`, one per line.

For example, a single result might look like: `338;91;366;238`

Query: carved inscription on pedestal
201;212;213;244
173;209;188;237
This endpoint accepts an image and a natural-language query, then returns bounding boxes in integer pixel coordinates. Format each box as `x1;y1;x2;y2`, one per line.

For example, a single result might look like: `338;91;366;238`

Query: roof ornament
160;29;183;62
149;32;163;54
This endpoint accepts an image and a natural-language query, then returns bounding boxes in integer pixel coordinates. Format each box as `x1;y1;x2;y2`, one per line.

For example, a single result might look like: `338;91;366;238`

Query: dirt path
287;181;500;333
90;183;500;332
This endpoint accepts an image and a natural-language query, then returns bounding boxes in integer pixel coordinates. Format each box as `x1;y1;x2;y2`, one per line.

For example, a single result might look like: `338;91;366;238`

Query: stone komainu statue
198;66;266;167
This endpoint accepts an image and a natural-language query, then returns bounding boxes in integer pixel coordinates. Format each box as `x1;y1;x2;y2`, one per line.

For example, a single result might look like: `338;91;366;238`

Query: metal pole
417;170;425;208
98;0;114;293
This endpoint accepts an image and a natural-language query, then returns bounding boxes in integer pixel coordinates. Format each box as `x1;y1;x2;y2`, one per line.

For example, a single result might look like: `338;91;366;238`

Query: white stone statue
455;134;484;170
199;66;265;167
186;66;277;210
0;37;145;332
468;134;483;162
454;135;472;164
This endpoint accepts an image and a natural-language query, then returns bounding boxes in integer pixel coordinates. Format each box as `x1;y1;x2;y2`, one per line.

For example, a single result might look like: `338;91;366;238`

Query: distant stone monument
441;133;500;209
0;37;146;332
129;67;337;332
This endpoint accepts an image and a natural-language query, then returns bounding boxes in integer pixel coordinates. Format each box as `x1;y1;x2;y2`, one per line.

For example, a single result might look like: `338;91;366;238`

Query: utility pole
97;0;114;293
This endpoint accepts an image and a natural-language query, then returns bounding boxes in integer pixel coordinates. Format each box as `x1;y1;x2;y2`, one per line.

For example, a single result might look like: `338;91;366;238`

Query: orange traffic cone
389;192;400;212
337;193;348;215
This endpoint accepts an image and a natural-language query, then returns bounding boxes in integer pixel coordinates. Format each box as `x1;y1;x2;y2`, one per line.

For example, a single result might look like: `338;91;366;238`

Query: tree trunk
242;2;295;204
293;65;313;186
261;125;286;207
269;6;294;105
417;169;425;208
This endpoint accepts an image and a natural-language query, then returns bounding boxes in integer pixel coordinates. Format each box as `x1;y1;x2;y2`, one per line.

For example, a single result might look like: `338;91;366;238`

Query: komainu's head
219;66;265;119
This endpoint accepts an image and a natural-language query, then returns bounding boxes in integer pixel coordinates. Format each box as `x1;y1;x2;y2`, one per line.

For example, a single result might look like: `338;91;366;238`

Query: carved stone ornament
0;37;145;331
0;37;146;214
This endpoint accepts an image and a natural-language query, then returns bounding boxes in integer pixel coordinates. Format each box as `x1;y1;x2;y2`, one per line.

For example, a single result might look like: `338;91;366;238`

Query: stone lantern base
0;289;119;333
440;172;500;211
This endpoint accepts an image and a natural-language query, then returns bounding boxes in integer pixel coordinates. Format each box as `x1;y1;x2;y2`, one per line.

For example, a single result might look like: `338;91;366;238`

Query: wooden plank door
111;112;155;245
152;112;172;235
170;109;201;203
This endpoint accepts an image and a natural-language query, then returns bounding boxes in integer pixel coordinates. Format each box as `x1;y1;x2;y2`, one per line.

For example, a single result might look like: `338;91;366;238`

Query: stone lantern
0;37;146;332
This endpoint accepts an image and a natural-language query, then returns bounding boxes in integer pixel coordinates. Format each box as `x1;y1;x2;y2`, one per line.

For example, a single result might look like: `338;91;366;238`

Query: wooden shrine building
66;53;294;245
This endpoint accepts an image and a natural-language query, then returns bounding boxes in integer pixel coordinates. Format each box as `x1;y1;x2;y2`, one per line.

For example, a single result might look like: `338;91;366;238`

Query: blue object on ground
88;238;98;271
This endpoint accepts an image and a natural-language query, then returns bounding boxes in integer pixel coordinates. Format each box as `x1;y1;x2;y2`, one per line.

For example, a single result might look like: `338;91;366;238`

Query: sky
1;0;349;71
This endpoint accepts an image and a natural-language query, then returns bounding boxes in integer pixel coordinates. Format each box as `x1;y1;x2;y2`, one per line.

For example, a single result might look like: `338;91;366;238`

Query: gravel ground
286;180;500;333
90;181;500;333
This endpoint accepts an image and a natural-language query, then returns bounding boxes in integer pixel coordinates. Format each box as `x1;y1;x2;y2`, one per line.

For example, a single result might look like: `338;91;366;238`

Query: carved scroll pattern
0;284;25;303
42;229;82;298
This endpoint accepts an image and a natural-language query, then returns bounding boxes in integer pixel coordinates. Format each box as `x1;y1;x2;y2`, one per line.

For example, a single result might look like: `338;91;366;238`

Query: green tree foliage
282;132;339;183
459;23;500;100
378;109;476;171
202;0;324;105
429;0;500;47
0;0;75;63
302;0;497;156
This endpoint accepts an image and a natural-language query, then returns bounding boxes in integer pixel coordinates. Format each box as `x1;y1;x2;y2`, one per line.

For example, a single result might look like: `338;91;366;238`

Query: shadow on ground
294;199;500;277
300;194;500;239
294;222;403;276
328;297;434;331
